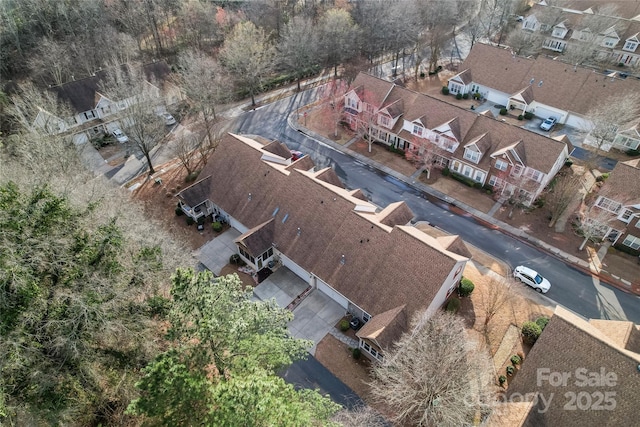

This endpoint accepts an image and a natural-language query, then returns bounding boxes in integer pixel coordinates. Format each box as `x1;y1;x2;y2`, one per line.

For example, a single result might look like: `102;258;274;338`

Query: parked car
290;150;304;161
540;117;557;131
513;266;551;293
160;112;176;126
111;128;128;143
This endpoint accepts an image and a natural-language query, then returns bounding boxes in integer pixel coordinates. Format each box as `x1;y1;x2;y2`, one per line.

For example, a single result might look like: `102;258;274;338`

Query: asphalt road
229;90;640;324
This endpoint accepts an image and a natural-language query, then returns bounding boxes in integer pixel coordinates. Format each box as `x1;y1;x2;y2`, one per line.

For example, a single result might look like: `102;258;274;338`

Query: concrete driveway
197;229;346;354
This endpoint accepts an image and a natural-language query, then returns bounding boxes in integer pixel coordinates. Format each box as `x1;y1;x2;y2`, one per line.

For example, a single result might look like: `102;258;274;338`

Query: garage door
316;278;349;309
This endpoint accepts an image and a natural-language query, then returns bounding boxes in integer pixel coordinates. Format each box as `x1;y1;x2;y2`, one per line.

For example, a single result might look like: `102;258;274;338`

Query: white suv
111;128;129;143
513;266;551;293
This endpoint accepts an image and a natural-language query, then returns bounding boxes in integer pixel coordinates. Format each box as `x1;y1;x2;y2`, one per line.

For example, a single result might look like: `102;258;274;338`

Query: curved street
226;88;640;324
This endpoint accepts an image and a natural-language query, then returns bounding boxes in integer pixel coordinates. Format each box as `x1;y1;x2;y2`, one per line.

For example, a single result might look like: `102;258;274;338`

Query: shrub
186;216;195;226
462;93;469;99
441;86;450;95
146;295;171;317
499;108;508;115
535;316;550;331
212;221;223;232
613;243;640;256
627;149;640;156
595;173;610;182
456;93;463;100
564;159;574;167
442;168;450;176
230;253;241;265
517;114;524;120
533;197;545;208
524;112;534;120
506;366;515;376
446;297;461;313
510;355;522;365
498;375;507;386
459;277;475;297
175;205;184;216
473;92;481;100
420;71;425;78
340;319;350;332
197;216;205;225
185;171;200;183
352;348;362;359
450;171;480;188
521;321;542;345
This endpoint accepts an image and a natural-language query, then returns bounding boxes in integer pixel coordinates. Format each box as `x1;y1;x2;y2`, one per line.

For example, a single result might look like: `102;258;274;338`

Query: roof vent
272;207;279;217
529;78;535;84
282;213;289;224
248;193;252;201
340;254;346;265
297;227;301;236
538;80;543;87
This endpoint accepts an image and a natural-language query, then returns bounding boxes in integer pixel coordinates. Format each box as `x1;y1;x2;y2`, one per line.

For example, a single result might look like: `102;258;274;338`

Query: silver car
513;266;551;293
540;116;557;131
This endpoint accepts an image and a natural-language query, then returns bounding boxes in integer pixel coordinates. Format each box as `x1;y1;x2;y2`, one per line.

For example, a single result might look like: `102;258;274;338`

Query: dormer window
379;114;390;127
602;38;617;48
623;40;638;52
552;27;567;38
347;98;358;109
463;148;481;164
413;124;424;137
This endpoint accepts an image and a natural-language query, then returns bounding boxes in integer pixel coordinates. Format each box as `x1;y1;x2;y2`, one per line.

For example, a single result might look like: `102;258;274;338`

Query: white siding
425;260;466;318
315;277;350;309
279;252;311;282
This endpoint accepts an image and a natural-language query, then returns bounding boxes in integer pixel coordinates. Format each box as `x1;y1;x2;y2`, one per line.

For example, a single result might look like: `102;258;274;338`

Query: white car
540;116;557;131
513;266;551;293
160;112;176;126
111;128;128;143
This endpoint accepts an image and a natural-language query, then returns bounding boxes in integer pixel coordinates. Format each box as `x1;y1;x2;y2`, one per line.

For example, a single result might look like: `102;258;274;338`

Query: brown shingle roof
508;306;640;427
235;219;275;256
459;43;640;115
315;168;346;189
198;133;467;322
589;319;640;353
356;305;408;349
263;140;294;159
350;73;394;107
600;161;640;205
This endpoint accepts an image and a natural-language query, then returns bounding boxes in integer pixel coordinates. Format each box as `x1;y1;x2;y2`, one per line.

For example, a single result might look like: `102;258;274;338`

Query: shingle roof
263;140;293;159
356;305;408;349
507;306;640;427
459;43;640;115
600;161;640;205
176;175;212;208
197;133;467;321
351;73;568;175
235;219;275;256
350;73;394;106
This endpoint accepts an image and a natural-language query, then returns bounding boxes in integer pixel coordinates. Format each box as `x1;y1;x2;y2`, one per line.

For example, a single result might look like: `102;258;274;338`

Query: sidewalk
287;115;640;297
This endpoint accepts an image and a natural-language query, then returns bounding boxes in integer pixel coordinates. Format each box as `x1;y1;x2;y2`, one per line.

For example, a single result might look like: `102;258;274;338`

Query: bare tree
277;17;320;91
415;0;460;75
28;37;73;86
546;169;587;228
318;8;360;77
176;50;228;147
583;94;640;155
316;79;349;138
370;311;495;426
479;275;520;334
576;202;618;251
507;29;543;56
331;404;387;427
172;133;200;177
219;21;276;107
404;135;449;179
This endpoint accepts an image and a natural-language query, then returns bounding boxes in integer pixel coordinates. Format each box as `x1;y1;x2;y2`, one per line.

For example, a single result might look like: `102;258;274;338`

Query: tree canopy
128;269;340;426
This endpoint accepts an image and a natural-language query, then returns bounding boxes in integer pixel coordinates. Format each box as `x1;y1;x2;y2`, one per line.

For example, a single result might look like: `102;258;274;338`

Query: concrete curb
288;116;639;297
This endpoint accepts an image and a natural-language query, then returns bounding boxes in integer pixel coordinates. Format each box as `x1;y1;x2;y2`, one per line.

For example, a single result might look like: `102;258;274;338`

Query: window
474;171;485;183
620;209;633;223
615;135;640;150
238;247;255;265
83;110;96;120
489;175;503;187
552;28;566;38
462;165;473;178
603;38;617;48
622;235;640;250
523;20;537;31
413;124;424;137
347;98;358;109
260;247;274;260
624;41;638;52
524;168;543;182
495;159;508;171
464;149;481;163
596;197;622;214
365;103;374;113
379;114;390;127
450;160;461;173
362;313;371;322
511;164;523;177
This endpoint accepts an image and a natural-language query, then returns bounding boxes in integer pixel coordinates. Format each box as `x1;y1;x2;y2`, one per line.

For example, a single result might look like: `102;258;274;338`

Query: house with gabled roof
176;133;471;361
344;72;571;205
447;43;640;151
520;1;640;67
32;61;180;144
588;158;640;253
506;305;640;426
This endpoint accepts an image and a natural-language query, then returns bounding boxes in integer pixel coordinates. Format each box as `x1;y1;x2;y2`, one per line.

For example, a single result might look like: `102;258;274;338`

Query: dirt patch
129;160;222;251
314;334;373;402
349;139;418;177
421;172;497;214
219;263;256;288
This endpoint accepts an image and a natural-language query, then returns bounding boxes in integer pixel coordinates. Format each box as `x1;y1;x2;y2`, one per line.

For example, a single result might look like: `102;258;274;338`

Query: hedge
524;112;534;120
450;171;482;188
535;316;550;331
